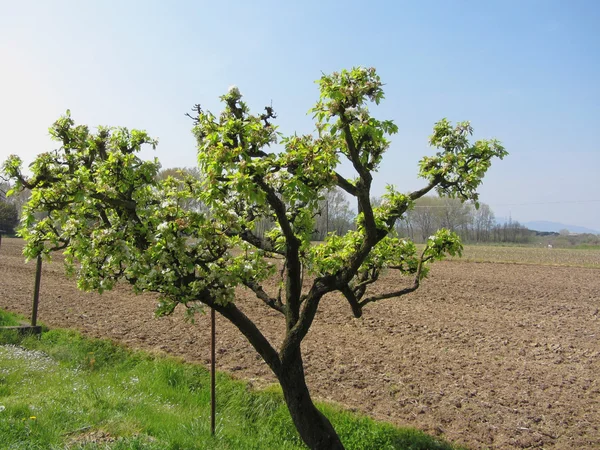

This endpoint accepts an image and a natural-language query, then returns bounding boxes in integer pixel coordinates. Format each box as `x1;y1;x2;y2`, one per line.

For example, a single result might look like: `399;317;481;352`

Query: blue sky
1;0;599;230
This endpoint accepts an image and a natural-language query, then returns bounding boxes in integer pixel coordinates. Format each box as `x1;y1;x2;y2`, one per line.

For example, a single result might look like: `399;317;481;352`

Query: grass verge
0;309;460;450
0;308;23;326
450;245;600;268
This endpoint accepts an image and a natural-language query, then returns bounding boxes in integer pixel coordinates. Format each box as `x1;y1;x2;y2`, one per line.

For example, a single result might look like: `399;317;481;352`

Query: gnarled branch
202;295;282;374
244;280;286;314
341;285;363;318
334;172;358;197
227;227;284;255
358;250;432;309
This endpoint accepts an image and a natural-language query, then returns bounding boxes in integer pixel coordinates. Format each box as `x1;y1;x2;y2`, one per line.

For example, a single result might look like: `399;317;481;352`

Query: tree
409;196;439;241
472;202;495;242
438;197;472;235
1;181;31;219
314;187;355;240
2;67;506;449
156;166;207;213
0;199;19;234
396;196;501;244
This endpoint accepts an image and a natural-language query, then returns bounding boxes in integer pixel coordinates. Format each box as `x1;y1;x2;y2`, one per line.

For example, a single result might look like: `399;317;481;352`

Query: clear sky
1;0;599;230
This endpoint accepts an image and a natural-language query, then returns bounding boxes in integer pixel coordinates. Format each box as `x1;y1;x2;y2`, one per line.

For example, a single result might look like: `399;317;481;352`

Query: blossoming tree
3;67;506;449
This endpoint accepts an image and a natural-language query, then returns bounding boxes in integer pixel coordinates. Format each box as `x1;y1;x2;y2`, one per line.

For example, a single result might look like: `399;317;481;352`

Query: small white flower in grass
157;222;169;231
0;405;5;412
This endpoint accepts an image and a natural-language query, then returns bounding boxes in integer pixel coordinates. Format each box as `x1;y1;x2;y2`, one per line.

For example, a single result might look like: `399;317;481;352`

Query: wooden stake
210;307;216;436
31;255;42;327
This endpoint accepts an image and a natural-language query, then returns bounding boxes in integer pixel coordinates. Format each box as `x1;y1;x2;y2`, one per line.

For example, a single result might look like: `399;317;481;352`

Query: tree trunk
278;349;345;450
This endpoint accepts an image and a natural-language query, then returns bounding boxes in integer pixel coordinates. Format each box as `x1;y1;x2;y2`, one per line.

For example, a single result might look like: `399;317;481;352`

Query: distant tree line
134;171;538;244
394;196;532;244
2;170;590;247
310;188;533;244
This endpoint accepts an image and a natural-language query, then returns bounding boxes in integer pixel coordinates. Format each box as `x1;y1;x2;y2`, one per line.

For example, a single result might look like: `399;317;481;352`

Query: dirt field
1;238;599;449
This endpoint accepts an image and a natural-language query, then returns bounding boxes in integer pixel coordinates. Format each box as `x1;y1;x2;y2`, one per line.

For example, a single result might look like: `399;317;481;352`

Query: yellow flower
30;416;36;420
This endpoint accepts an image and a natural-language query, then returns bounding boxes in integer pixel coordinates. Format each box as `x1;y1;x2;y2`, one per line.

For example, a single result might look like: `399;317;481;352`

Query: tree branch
388;255;433;272
358;248;431;309
243;280;286;314
409;176;441;201
89;193;137;211
227;227;284;255
352;269;379;300
358;282;419;308
341;285;363;318
253;176;297;246
339;116;378;240
280;276;333;363
252;173;303;338
334;172;358;197
203;296;282;373
340;119;370;183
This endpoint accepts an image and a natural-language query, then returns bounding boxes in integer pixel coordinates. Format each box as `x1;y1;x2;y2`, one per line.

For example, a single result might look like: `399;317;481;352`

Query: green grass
450;244;600;268
0;309;23;326
0;309;459;450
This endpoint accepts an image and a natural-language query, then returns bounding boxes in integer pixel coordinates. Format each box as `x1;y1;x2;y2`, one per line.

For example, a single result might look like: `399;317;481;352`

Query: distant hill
523;221;599;235
494;217;599;234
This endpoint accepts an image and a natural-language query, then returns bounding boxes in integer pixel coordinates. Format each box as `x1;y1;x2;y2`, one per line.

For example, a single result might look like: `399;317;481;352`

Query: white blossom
345;106;358;116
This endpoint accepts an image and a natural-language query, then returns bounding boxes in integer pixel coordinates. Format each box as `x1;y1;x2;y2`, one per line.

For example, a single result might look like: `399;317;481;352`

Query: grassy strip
448;245;600;268
0;309;23;326
0;310;459;450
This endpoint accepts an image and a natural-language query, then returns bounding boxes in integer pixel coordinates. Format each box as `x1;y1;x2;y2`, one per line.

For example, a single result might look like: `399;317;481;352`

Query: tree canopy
0;200;19;234
3;67;506;449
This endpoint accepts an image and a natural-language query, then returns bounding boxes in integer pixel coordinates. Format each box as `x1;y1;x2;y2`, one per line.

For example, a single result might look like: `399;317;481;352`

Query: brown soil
1;238;599;449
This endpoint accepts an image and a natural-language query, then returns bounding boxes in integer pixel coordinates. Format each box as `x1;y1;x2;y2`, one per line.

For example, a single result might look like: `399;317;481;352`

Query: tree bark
277;348;345;450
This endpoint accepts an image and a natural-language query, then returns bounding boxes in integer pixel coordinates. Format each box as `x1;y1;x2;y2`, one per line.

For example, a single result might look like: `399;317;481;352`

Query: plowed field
1;238;599;449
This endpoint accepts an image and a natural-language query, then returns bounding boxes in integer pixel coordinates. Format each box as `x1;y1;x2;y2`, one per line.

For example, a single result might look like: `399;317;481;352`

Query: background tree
409;196;439;241
438;197;472;236
0;199;19;234
314;187;355;240
392;196;531;244
3;67;506;450
1;181;31;222
156;166;207;213
472;202;495;242
492;218;532;243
